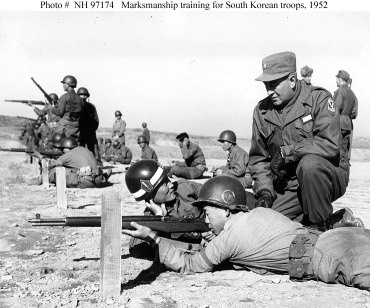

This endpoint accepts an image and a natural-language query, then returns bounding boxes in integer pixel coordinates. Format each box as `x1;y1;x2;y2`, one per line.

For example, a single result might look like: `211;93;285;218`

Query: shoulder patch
327;98;335;113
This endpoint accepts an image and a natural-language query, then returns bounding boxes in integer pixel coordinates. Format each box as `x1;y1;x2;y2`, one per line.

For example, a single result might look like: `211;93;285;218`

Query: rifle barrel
5;99;45;106
28;215;209;232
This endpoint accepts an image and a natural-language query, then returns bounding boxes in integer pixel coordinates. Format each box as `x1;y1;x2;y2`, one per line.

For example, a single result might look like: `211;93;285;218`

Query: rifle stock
30;77;53;104
28;214;209;233
5;99;45;106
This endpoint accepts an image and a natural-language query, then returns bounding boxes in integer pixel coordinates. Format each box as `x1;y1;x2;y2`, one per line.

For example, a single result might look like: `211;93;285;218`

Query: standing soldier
333;70;358;161
142;122;151;145
52;75;84;138
28;93;60;132
300;65;313;85
249;51;361;231
213;130;253;189
112;110;126;145
77;87;100;158
137;135;158;161
169;132;207;180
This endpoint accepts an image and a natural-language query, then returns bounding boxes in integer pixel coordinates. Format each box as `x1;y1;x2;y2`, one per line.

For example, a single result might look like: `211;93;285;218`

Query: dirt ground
1;122;370;308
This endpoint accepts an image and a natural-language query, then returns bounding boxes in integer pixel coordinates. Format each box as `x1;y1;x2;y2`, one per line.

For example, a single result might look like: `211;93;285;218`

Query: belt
77;166;92;176
288;229;321;280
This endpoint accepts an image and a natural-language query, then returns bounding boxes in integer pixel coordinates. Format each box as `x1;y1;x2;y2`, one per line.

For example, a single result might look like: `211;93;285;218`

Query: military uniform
35;122;51;149
103;145;116;162
217;144;252;188
153;207;370;291
52;90;84;138
170;141;207;179
333;84;358;160
34;105;60;128
112;118;126;145
142;127;151;145
249;80;349;223
111;145;133;164
48;146;105;188
141;145;158;161
79;101;99;157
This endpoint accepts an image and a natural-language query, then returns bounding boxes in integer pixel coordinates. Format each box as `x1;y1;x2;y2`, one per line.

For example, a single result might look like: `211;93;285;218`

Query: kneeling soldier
48;136;111;188
110;140;132;164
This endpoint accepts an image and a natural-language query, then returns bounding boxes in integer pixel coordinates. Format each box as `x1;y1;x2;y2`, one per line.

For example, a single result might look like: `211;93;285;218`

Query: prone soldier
123;176;370;292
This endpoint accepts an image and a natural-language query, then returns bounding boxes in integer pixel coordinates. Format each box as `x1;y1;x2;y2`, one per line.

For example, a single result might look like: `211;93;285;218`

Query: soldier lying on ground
125;160;208;258
213;130;253;189
123;176;370;292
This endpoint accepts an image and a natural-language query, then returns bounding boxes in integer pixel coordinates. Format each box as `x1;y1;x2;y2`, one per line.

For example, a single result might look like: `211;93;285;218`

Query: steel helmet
61;75;77;88
115;110;122;116
193;176;249;212
142;122;147;128
125;160;169;201
105;139;112;145
51;132;67;147
137;135;148;144
60;137;78;149
49;93;59;102
37;115;46;123
113;140;120;149
218;130;237;144
77;87;90;97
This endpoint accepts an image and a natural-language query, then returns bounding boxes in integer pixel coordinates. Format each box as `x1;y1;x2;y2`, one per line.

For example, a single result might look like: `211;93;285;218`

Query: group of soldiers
20;50;369;291
122;51;369;292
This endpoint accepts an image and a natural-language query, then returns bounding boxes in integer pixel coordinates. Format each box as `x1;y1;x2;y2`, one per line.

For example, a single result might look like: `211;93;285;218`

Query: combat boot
329;208;365;228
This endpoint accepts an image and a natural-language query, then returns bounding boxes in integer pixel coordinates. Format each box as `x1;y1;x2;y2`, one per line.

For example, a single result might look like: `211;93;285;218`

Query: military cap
300;65;313;77
255;51;296;82
176;132;189;140
336;70;350;82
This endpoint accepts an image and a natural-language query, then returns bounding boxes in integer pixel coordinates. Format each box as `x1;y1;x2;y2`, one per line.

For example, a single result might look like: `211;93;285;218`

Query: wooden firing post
101;191;122;299
56;166;67;209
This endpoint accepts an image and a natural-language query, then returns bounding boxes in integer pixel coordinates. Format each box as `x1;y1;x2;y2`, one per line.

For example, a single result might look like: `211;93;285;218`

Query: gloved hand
270;149;285;175
255;190;273;208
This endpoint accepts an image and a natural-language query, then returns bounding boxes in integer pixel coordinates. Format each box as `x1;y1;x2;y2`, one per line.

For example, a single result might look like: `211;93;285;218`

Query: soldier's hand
27;101;33;107
145;200;167;216
270;149;285;175
122;222;157;241
255;190;273;208
213;169;223;177
201;230;216;242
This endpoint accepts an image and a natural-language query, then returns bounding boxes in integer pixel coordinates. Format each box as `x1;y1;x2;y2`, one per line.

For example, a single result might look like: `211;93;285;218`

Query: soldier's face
264;74;296;106
303;76;312;84
221;141;232;151
152;179;176;204
204;206;228;235
138;142;146;149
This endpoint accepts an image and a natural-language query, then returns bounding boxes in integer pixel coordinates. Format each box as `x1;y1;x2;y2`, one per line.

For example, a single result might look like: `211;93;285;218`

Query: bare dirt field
1;116;370;308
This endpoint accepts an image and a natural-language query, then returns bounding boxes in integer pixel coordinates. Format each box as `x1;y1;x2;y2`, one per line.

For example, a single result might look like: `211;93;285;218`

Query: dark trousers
268;154;349;224
169;164;205;179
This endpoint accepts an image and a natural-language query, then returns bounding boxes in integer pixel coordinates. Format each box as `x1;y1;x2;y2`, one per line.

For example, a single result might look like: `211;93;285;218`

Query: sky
0;2;369;139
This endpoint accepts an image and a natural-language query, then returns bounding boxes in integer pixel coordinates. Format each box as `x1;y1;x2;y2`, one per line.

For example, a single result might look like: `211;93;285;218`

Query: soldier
52;75;84;138
77;87;100;158
109;140;132;164
142;122;151;145
125;160;205;258
112;110;126;146
168;132;207;180
249;51;361;231
102;139;114;162
47;136;111;188
123;176;370;292
28;93;60;130
333;70;358;161
300;65;313;85
34;115;50;149
213;130;253;189
97;138;106;158
137;135;158;161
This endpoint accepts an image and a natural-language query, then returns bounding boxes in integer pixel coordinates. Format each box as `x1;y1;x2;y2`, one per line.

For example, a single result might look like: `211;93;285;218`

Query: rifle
5;99;45;106
30;77;53;104
17;116;37;122
28;214;209;233
0;148;63;158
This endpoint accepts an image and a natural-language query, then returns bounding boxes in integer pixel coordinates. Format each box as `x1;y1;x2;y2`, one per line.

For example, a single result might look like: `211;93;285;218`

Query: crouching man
47;136;111;188
123;176;370;291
